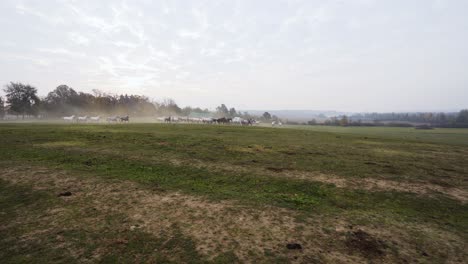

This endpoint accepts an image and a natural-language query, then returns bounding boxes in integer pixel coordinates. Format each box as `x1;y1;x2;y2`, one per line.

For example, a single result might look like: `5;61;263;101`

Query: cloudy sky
0;0;467;112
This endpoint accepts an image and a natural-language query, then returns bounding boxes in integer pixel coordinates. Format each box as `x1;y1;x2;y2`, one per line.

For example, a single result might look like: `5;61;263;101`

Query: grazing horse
107;116;120;123
89;116;100;122
63;115;76;122
77;116;88;122
119;115;129;123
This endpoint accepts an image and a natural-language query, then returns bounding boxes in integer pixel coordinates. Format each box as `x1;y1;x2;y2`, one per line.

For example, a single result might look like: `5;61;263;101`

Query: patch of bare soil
345;230;386;258
2;165;465;263
285;171;468;203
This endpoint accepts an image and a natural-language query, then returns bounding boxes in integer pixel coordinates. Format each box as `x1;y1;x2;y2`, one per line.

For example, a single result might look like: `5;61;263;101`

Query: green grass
1;124;467;225
2;123;467;185
0;123;467;262
279;125;468;146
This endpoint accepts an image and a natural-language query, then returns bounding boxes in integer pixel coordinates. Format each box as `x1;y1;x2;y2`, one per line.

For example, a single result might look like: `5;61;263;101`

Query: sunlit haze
1;0;467;112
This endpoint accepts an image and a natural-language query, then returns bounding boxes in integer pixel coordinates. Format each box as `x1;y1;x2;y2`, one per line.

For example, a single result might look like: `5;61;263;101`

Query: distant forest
0;82;250;119
305;111;468;128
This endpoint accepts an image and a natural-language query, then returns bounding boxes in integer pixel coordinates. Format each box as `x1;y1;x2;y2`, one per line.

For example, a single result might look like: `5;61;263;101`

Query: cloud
0;52;50;66
170;43;184;54
113;41;140;49
37;48;86;58
16;3;64;25
67;4;116;33
178;29;201;39
432;0;448;10
66;2;147;44
0;41;16;47
201;48;220;57
68;33;90;46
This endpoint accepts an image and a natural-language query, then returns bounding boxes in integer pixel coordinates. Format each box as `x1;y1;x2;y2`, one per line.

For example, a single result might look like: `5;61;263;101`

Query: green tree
228;107;237;117
456;109;468;124
262;112;272;120
44;84;79;115
0;96;4;118
307;119;317;125
157;98;181;115
3;82;40;118
340;115;348;126
216;104;229;117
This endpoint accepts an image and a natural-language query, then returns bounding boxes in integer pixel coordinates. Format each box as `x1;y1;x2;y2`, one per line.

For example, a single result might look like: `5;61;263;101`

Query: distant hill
243;110;347;121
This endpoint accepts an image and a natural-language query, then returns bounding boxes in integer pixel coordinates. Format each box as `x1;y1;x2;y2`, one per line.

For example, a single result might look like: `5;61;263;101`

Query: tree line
0;82;248;119
306;111;468;128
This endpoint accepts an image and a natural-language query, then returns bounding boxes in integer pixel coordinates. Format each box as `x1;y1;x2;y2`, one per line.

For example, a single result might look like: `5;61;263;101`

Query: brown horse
215;117;232;124
119;115;130;123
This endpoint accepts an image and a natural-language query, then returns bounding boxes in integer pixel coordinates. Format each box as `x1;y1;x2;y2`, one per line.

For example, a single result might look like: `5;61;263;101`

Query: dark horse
119;115;130;122
214;117;232;124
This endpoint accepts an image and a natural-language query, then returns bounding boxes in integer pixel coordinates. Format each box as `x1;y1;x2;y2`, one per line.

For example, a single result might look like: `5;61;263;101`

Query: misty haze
0;1;467;263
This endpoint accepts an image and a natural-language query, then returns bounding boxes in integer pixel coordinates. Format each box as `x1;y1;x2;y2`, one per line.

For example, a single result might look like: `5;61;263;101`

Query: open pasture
0;123;467;263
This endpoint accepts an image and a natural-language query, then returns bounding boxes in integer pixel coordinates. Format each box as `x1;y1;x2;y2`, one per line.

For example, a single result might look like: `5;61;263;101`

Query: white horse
232;117;243;124
77;116;88;122
63;115;76;122
89;116;100;122
202;117;214;124
187;117;201;123
272;121;283;127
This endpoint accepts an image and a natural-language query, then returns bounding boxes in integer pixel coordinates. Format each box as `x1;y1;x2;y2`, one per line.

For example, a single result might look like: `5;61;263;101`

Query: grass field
1;123;467;263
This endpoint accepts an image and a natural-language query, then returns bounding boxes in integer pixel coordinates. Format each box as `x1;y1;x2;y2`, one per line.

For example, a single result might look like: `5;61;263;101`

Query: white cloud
178;30;201;39
0;41;16;47
37;48;86;58
113;41;140;49
170;43;184;54
432;0;448;10
68;33;90;46
0;52;50;66
16;4;64;25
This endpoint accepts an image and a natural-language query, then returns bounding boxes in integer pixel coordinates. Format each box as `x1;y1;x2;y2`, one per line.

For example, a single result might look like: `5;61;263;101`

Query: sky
0;0;467;112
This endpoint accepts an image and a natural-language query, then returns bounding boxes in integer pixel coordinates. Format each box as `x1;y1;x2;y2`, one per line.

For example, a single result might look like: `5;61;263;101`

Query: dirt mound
345;230;386;258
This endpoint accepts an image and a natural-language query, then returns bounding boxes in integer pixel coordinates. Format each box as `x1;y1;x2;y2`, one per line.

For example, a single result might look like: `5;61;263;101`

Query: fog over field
1;0;467;112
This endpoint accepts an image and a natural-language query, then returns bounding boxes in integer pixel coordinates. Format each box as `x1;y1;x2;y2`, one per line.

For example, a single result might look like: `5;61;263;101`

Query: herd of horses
62;115;259;126
158;116;258;126
62;115;129;123
62;115;276;126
